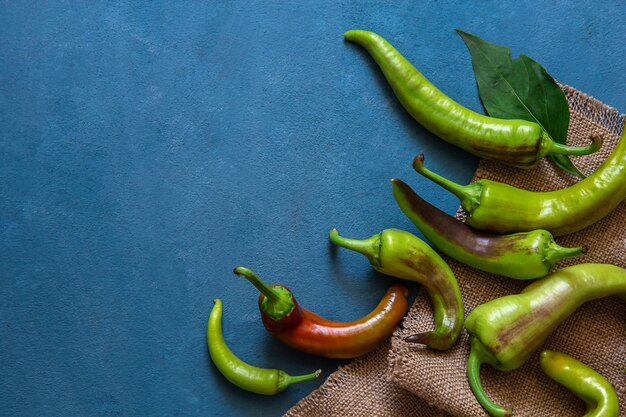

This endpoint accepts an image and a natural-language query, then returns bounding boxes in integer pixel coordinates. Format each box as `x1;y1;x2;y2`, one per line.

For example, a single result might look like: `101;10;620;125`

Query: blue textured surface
2;2;625;416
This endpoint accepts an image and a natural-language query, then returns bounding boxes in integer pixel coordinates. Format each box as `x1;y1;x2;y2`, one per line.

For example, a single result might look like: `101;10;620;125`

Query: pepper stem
233;267;294;320
329;228;381;267
287;369;322;385
544;242;586;265
412;154;482;213
277;369;322;393
549;135;602;156
467;337;512;417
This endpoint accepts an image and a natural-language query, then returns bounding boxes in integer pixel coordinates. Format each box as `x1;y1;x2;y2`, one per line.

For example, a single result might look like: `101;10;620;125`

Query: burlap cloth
286;85;625;417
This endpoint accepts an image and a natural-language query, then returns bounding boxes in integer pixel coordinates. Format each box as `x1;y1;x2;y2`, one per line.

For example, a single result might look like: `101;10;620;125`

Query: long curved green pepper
540;350;619;417
329;228;464;350
207;299;321;395
465;264;626;416
344;29;600;169
391;178;585;279
411;127;624;236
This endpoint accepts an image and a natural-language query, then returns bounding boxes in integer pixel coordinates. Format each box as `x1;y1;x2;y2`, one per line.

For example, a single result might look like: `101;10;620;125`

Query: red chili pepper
234;266;409;359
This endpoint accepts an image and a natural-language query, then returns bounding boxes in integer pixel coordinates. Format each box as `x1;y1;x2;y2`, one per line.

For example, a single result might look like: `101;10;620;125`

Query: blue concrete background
1;2;625;416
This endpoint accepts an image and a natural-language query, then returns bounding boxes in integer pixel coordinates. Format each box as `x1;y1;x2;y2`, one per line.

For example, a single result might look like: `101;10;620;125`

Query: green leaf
455;29;583;178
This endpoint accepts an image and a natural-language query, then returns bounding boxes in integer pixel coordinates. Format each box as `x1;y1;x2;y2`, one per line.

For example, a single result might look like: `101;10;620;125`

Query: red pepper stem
329;228;381;267
234;267;284;304
412;154;482;213
468;337;512;417
549;135;602;156
233;267;296;321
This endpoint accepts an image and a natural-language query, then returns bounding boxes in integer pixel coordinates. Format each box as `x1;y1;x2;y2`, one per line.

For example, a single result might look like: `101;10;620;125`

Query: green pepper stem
287;369;322;385
549;135;602;156
467;337;512;417
412;154;482;213
276;369;322;393
544;243;587;264
329;228;381;267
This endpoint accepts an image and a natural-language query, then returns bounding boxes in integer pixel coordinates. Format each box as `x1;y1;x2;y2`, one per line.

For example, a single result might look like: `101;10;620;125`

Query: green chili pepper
329;227;464;350
344;30;600;169
391;178;585;279
540;350;619;417
465;263;626;416
207;299;321;395
410;127;623;236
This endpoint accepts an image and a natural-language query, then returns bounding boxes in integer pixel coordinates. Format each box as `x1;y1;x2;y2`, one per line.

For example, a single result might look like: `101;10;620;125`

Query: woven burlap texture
286;85;625;417
389;85;626;417
284;341;450;417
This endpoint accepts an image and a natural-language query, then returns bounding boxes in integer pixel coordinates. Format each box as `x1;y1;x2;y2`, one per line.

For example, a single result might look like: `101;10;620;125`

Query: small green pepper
410;126;623;236
540;350;619;417
329;228;464;350
344;29;600;169
207;299;321;395
391;178;585;279
465;264;626;416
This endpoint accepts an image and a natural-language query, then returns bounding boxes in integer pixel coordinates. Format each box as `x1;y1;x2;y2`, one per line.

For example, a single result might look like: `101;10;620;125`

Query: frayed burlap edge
284;340;451;417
